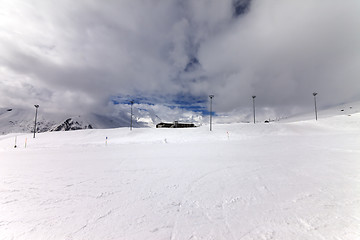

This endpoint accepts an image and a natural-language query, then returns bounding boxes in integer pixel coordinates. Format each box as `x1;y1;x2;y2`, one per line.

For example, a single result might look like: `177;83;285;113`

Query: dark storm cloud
198;0;360;114
0;0;359;119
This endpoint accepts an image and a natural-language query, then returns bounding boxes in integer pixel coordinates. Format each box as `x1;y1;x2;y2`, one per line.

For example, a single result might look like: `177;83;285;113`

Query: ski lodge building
156;121;196;128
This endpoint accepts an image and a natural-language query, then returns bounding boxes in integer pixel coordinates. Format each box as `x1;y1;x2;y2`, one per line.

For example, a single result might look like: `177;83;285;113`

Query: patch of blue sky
111;93;214;115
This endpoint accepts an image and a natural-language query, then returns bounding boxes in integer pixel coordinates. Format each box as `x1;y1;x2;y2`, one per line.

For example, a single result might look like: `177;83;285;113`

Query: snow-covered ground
0;112;360;239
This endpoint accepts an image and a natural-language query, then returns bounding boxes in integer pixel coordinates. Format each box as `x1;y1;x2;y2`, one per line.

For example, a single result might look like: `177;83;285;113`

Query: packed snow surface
0;113;360;239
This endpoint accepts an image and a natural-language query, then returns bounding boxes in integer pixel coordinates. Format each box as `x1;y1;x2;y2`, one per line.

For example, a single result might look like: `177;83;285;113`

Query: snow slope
280;100;360;123
0;112;359;239
0;107;147;135
0;108;55;135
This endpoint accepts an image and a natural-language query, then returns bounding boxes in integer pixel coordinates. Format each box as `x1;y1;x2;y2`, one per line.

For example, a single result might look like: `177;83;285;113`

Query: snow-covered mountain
0;107;149;135
280;101;360;123
0;108;55;135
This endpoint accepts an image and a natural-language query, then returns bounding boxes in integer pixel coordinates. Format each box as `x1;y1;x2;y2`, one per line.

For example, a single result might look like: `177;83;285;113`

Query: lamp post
313;92;318;121
130;100;134;131
33;105;39;138
209;95;214;131
252;96;256;124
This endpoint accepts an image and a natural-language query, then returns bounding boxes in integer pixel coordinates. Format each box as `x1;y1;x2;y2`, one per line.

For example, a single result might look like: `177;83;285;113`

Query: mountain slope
0;107;146;135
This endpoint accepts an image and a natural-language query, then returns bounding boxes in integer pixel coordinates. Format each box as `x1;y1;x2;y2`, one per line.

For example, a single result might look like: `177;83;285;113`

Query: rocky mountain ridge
0;108;141;135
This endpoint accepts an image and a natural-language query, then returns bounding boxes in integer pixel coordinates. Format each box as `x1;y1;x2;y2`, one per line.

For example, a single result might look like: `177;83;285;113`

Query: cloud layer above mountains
1;0;359;119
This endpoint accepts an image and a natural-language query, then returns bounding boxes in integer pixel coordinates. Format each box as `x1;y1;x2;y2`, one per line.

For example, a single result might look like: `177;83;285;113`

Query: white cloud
0;0;359;122
198;0;360;113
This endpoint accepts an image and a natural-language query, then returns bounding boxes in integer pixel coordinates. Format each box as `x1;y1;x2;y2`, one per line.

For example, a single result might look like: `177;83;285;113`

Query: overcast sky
1;0;359;120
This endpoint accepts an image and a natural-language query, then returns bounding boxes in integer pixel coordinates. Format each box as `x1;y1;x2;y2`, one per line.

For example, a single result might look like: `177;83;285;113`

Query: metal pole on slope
130;100;134;131
33;105;39;138
252;96;256;124
209;95;214;131
313;92;318;121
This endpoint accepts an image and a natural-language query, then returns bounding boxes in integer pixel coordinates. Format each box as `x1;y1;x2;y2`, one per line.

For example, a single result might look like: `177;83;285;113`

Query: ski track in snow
0;113;360;239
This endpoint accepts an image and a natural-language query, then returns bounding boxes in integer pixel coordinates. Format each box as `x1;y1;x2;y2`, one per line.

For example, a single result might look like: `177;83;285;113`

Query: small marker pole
25;138;27;148
14;136;17;148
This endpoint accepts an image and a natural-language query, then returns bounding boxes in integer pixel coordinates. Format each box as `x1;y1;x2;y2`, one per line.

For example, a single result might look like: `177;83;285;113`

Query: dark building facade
156;121;196;128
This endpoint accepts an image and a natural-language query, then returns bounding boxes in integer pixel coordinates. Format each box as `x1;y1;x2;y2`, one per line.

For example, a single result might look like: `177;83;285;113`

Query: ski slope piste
0;111;359;239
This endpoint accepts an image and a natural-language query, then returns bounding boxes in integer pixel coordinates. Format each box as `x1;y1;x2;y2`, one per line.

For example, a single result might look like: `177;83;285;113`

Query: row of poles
208;92;319;131
32;93;319;135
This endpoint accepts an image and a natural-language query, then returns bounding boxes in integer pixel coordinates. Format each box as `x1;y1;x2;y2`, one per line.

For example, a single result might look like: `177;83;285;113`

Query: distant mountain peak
50;118;93;132
0;107;152;135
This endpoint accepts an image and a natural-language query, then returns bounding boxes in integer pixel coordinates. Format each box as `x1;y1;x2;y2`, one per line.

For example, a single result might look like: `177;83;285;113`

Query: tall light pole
252;95;256;124
130;100;134;131
313;92;318;121
209;95;214;131
33;105;39;138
